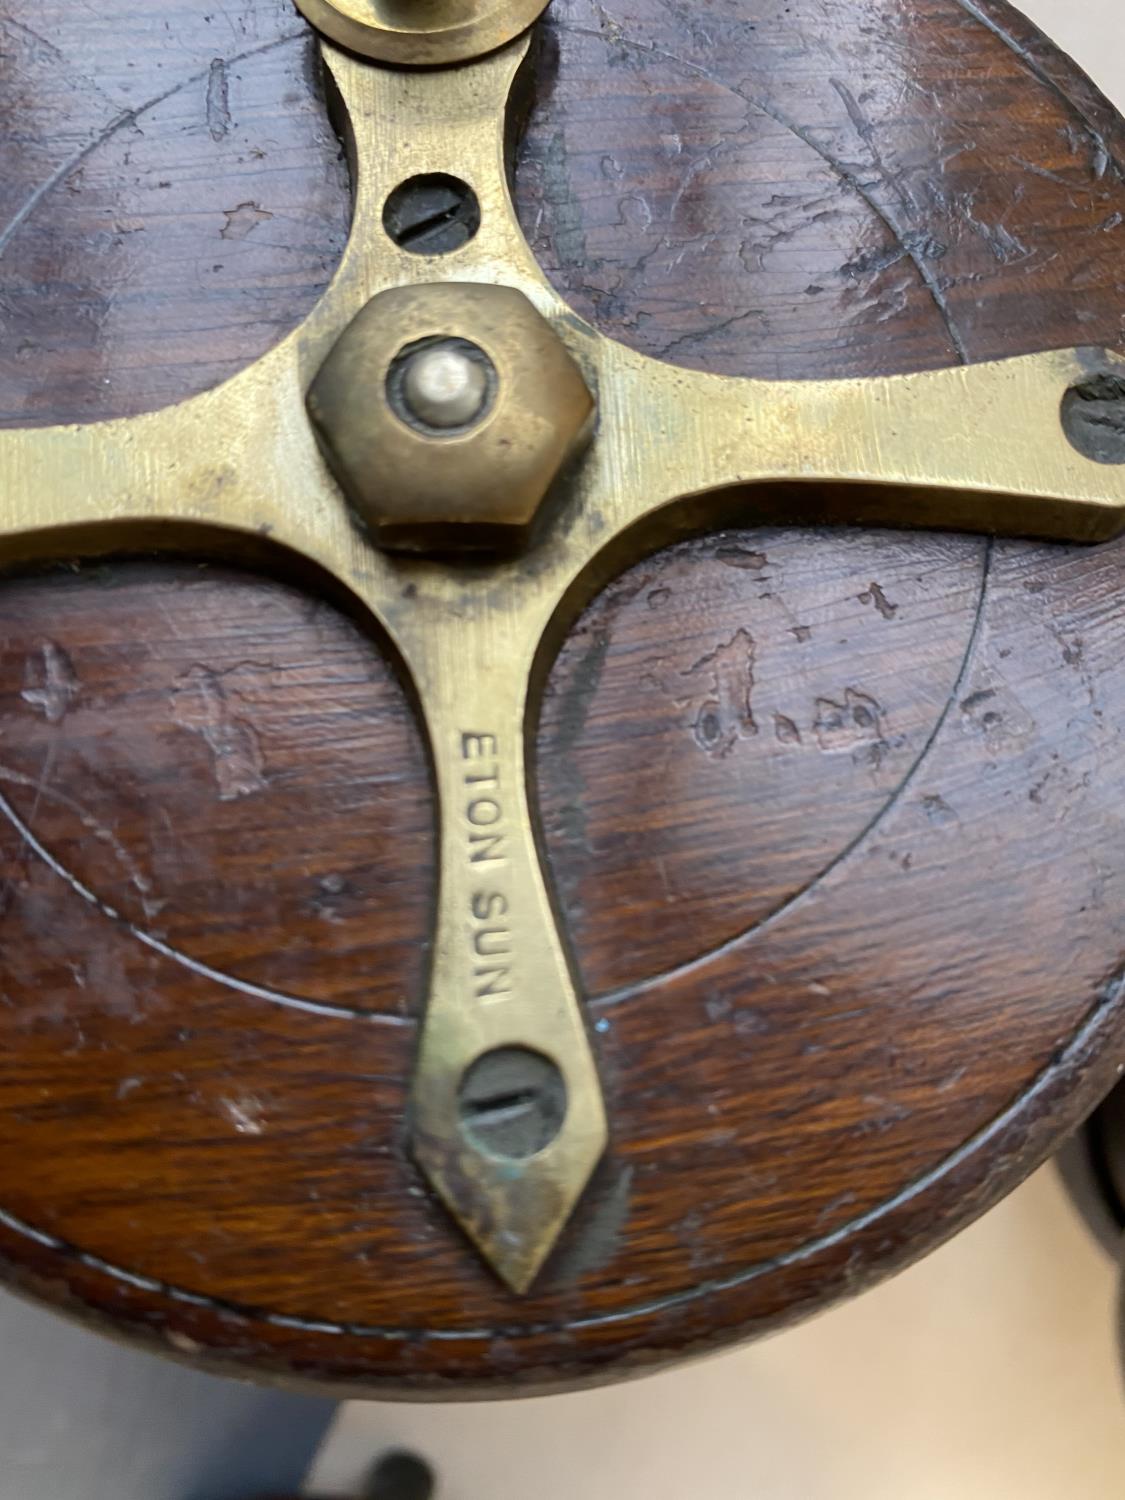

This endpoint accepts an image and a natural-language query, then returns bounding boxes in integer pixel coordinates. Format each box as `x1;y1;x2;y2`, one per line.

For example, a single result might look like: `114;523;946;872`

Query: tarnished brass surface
307;282;595;554
2;24;1125;1292
293;0;549;65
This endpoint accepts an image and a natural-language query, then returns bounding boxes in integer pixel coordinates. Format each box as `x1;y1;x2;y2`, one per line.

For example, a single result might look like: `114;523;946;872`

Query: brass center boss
4;0;1125;1293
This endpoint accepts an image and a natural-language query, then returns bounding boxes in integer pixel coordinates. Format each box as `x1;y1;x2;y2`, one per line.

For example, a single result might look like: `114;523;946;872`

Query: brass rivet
402;343;490;431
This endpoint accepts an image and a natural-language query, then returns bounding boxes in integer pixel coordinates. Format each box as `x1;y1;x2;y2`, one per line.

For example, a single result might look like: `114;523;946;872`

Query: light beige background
310;5;1125;1495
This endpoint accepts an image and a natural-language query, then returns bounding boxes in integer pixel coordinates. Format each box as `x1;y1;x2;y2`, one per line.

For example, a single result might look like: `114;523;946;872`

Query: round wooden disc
1;0;1125;1395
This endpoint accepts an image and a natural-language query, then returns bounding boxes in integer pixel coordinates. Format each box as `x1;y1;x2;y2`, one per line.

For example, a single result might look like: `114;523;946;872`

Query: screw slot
383;174;480;255
457;1046;567;1160
1062;374;1125;465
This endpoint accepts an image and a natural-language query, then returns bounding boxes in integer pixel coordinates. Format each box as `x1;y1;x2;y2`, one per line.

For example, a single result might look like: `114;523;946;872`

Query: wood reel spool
1;0;1125;1395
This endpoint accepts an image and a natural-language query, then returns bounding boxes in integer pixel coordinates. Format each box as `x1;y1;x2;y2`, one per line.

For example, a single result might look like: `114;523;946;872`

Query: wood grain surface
2;0;1125;1395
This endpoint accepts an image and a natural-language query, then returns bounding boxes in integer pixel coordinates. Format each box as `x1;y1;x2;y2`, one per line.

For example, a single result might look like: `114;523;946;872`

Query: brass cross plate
3;0;1124;1294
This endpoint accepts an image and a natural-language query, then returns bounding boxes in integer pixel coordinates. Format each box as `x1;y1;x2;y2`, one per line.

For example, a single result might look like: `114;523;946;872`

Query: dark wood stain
1;0;1124;1395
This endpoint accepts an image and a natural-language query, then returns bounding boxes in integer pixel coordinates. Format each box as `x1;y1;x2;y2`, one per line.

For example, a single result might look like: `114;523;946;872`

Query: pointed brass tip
501;1262;538;1296
412;1106;607;1294
481;1230;550;1298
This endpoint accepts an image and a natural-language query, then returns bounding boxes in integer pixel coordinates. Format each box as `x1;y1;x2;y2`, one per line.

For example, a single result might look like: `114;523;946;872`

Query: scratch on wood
0;761;161;917
21;641;79;723
813;687;885;754
773;712;802;745
218;1095;266;1136
206;57;232;141
857;581;899;620
221;201;273;240
670;626;758;758
171;664;268;801
0;32;304;263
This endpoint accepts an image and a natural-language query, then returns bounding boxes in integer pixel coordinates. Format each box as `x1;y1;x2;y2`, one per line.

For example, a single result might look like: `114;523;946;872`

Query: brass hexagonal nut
306;283;596;556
